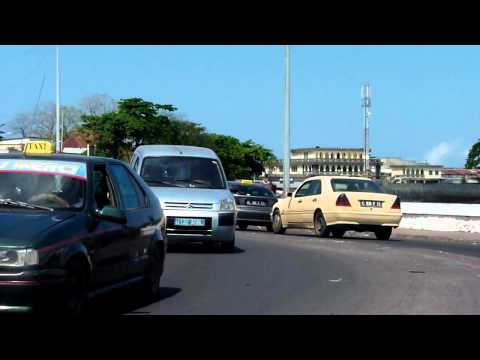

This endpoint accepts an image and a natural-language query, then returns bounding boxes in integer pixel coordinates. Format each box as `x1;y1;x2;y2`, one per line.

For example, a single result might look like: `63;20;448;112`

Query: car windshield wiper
145;180;185;188
0;198;54;212
175;179;213;188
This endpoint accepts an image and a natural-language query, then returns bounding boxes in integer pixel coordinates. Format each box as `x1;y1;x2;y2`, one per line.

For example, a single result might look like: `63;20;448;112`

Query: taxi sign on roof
23;141;54;154
240;179;253;185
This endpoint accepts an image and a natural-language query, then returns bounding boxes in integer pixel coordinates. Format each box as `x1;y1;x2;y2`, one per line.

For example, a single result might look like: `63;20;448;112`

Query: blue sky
0;45;477;167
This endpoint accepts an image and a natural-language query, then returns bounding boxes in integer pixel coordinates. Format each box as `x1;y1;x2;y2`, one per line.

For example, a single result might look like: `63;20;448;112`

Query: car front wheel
62;259;89;317
142;244;163;298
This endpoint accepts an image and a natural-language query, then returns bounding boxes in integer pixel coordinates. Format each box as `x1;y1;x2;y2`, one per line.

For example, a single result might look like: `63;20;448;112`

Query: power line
33;73;46;122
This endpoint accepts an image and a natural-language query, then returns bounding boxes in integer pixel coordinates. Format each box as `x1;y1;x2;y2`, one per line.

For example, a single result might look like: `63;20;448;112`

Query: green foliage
80;97;276;177
465;139;480;169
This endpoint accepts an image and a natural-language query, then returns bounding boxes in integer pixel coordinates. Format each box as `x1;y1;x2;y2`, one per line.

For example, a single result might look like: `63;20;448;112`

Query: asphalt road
87;228;480;315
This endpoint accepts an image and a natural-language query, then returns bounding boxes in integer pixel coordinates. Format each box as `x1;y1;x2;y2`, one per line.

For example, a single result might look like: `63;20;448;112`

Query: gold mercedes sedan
271;176;401;240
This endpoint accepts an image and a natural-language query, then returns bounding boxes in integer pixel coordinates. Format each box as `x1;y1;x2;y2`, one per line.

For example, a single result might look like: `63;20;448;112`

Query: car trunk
234;195;277;208
339;192;398;213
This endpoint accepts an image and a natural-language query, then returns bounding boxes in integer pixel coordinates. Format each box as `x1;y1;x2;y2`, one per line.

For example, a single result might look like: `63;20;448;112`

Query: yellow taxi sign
23;141;54;154
239;179;253;185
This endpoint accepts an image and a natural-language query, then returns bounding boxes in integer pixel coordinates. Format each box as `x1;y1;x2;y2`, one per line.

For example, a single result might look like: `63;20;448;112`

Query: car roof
304;175;372;181
0;153;125;165
134;145;219;160
229;182;268;188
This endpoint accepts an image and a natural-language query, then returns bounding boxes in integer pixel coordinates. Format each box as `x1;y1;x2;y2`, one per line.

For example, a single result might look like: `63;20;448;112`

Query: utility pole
283;45;291;197
61;110;64;152
56;46;60;153
361;83;371;176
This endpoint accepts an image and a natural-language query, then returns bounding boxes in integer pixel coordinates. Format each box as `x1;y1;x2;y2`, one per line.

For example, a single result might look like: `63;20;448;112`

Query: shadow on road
85;286;182;316
167;243;245;254
266;229;402;243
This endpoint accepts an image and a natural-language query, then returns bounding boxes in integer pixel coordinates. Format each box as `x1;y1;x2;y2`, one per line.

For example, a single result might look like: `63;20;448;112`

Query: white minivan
130;145;236;252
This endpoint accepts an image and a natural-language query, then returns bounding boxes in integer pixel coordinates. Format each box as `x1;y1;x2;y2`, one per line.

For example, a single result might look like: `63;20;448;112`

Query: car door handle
312;198;317;202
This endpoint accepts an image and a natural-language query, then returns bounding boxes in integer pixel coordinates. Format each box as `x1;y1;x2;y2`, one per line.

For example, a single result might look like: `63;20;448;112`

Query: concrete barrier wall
400;202;480;233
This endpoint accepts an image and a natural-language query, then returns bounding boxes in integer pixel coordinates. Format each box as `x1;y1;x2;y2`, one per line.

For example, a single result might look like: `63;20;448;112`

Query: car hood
150;187;232;208
0;211;75;248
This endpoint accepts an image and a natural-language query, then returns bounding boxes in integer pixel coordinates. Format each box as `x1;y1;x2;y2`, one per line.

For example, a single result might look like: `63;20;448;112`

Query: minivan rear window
141;156;226;189
331;179;385;193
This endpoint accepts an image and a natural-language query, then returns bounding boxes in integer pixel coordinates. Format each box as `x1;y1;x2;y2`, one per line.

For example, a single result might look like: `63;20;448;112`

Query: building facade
265;147;367;178
378;157;444;183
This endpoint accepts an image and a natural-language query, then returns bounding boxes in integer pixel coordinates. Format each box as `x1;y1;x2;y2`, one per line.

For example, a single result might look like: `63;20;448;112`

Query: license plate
246;200;267;207
174;218;205;226
359;200;383;208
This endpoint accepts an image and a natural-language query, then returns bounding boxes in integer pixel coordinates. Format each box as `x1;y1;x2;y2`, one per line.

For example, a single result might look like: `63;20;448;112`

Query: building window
291;166;297;172
343;153;346;159
359;154;363;159
435;170;439;175
421;169;424;176
304;152;308;159
337;153;340;159
403;169;405;175
429;170;432;175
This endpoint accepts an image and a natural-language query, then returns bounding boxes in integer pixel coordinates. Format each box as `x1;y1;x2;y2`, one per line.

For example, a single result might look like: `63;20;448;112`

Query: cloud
424;142;457;165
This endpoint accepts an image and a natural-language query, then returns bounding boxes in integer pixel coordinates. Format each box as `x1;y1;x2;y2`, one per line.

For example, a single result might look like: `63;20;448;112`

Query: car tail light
336;194;351;207
391;197;401;209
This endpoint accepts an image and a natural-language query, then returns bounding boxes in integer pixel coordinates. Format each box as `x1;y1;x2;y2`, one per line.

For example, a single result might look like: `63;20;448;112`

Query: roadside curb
392;228;480;243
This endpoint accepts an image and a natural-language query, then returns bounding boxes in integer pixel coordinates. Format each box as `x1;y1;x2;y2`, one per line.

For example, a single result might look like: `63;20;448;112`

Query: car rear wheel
375;227;392;240
331;229;345;238
238;222;248;231
272;210;286;234
221;234;236;253
314;211;329;238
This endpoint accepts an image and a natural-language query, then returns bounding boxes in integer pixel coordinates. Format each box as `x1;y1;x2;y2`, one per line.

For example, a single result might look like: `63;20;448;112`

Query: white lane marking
329;278;343;282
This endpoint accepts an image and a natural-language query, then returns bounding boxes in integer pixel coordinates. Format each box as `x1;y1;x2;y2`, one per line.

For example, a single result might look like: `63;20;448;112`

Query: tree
79;97;277;176
0;124;4;140
9;103;82;141
466;139;480;168
79;94;117;116
80;98;177;160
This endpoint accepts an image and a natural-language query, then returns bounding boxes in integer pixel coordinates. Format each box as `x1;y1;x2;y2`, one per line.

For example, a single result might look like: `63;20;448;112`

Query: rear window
331;179;385;193
229;184;274;197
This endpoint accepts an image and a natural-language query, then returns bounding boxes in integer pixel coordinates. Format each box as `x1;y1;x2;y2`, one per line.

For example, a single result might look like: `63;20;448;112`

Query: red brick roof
442;168;480;176
63;136;88;149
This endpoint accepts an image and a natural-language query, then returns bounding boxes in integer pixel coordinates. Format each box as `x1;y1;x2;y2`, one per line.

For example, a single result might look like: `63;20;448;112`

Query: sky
0;45;477;167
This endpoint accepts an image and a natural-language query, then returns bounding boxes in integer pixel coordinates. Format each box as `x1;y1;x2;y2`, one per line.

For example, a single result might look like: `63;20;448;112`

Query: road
87;228;480;315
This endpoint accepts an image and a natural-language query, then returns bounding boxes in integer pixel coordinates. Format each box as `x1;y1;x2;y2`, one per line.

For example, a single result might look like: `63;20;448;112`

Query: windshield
0;159;87;210
229;184;274;197
141;156;226;189
331;178;385;193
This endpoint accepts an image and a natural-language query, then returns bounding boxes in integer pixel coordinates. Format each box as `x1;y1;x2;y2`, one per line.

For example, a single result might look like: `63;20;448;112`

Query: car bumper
236;206;272;224
164;209;236;243
324;211;402;227
0;269;66;312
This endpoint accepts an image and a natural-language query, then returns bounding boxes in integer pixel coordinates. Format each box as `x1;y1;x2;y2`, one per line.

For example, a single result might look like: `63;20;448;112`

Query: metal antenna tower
361;83;371;176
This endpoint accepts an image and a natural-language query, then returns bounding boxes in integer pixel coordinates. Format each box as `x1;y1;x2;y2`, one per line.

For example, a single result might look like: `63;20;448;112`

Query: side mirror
287;192;293;197
95;206;127;224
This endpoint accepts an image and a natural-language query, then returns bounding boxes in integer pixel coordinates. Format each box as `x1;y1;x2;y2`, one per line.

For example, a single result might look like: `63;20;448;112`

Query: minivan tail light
336;194;351;207
391;197;401;209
